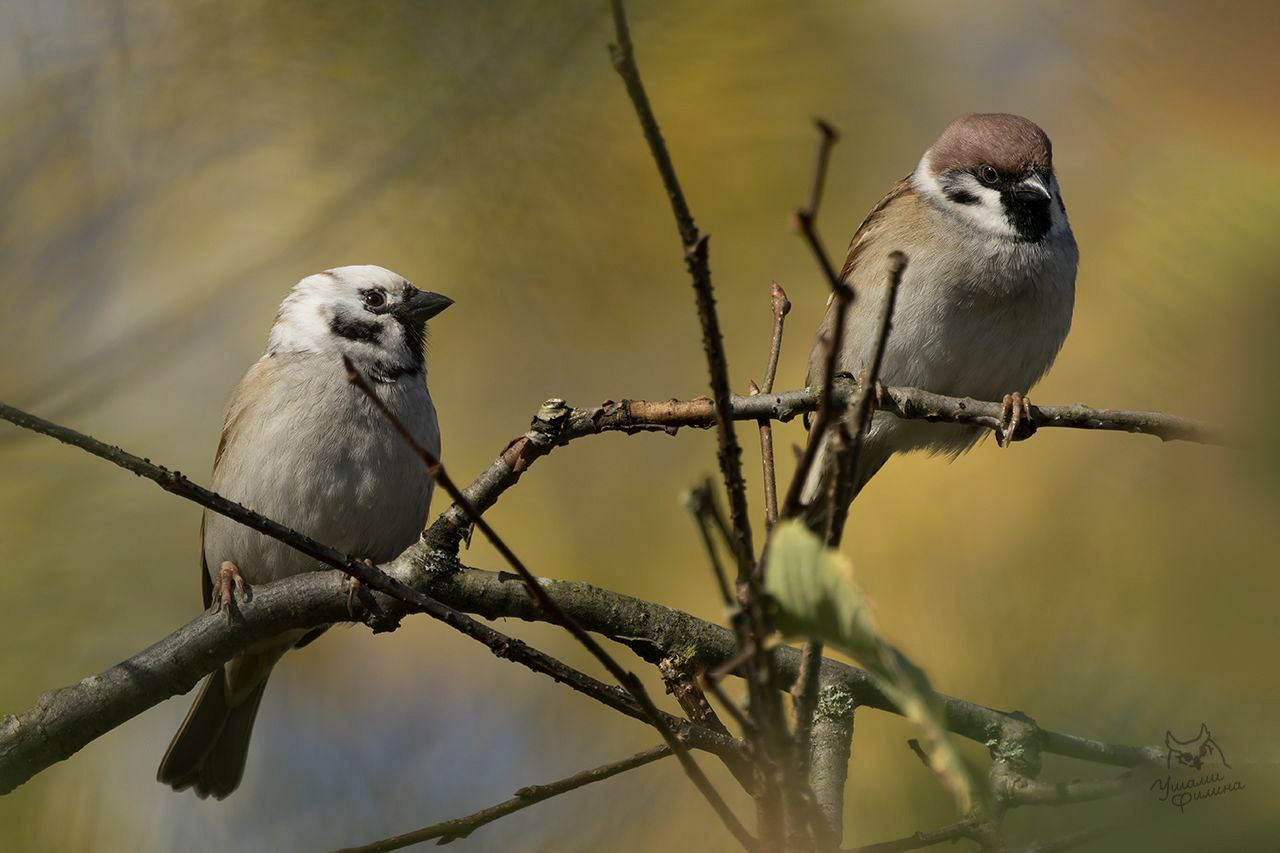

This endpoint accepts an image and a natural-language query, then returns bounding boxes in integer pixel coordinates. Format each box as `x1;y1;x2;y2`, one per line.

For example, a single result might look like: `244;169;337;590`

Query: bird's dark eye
362;289;387;309
977;165;999;185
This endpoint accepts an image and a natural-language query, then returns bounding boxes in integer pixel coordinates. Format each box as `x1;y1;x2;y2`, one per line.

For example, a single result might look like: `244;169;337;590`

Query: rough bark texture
0;554;1161;795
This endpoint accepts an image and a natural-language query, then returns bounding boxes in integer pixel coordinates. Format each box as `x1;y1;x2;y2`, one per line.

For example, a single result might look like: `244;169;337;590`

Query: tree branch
607;1;791;841
781;118;852;522
754;281;792;531
806;681;856;847
343;360;756;852
0;560;1164;794
846;819;979;853
334;744;674;853
424;381;1227;548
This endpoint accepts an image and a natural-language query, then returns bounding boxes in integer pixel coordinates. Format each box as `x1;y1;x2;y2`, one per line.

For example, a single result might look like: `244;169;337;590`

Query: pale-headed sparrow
157;265;452;799
802;113;1077;515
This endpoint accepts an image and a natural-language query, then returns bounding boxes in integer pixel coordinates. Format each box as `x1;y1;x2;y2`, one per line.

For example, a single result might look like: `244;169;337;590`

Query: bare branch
0;402;461;620
994;767;1145;806
343;358;757;852
0;393;1170;796
660;651;756;790
0;559;1165;794
606;1;790;841
805;682;856;848
791;640;826;771
607;0;754;581
660;653;731;737
781;118;854;521
424;382;1227;548
755;282;792;531
847;819;979;853
683;480;736;608
334;745;674;853
826;252;907;545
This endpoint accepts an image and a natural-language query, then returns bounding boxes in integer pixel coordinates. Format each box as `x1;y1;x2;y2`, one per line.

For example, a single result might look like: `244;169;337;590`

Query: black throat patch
1001;194;1052;242
396;315;427;369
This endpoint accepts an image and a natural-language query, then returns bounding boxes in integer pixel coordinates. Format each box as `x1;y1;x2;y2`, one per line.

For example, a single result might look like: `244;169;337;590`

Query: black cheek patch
329;313;383;344
945;188;980;205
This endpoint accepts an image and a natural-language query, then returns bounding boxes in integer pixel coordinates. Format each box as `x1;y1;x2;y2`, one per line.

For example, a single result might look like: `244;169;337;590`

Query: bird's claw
215;560;247;624
856;369;886;409
347;559;375;618
998;392;1036;447
347;577;363;619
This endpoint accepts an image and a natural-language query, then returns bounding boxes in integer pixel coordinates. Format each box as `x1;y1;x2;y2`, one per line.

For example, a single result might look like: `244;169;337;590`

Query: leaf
765;520;988;815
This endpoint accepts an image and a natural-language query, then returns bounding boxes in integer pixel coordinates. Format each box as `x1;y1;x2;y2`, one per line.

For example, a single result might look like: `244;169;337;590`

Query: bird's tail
798;429;889;536
156;661;271;800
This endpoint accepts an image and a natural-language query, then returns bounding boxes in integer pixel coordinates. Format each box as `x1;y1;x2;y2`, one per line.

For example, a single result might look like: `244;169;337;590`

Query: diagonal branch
0;404;1171;797
606;1;790;842
343;359;757;852
0;561;1166;795
781;118;852;521
826;252;906;546
607;0;755;581
334;744;674;853
0;403;454;619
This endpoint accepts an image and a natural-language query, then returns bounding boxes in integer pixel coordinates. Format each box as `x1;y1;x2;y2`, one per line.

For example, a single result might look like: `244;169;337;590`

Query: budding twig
754;282;792;531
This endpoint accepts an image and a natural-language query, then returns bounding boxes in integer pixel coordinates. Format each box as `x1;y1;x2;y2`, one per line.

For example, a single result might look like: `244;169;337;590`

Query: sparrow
801;113;1077;521
157;265;452;799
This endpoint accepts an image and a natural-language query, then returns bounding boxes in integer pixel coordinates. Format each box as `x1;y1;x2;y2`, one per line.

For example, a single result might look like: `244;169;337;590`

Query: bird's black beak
397;288;454;322
1011;174;1052;202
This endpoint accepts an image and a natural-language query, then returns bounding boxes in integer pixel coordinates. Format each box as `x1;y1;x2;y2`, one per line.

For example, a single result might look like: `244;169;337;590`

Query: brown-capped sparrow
157;265;452;799
801;113;1077;518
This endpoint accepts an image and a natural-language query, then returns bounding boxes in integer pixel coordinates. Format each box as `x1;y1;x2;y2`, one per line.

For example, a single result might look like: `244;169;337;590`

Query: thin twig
1007;821;1118;853
684;480;736;608
847;819;979;853
607;1;787;842
343;358;757;852
606;0;754;580
0;403;450;617
424;386;1228;549
755;282;792;531
826;252;907;545
781;119;854;520
699;672;757;739
335;745;674;853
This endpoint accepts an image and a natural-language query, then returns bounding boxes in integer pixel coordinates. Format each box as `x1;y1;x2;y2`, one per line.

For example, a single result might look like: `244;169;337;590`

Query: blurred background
2;1;1278;850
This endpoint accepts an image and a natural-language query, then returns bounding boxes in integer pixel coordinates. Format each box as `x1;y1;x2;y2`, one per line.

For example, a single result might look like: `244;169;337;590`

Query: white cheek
963;182;1017;238
914;165;1017;239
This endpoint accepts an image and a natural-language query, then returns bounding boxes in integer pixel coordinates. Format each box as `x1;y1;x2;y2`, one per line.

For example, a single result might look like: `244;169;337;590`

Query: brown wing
805;176;912;389
837;176;912;282
201;368;254;609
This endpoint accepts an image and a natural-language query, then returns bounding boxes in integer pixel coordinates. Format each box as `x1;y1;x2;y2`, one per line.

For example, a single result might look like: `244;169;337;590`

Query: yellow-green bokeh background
2;1;1278;850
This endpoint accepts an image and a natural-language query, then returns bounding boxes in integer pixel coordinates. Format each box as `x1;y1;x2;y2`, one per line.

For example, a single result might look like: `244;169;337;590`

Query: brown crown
926;113;1053;176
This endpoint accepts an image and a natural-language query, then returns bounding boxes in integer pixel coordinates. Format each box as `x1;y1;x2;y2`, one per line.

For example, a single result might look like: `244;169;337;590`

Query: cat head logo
1165;724;1230;771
